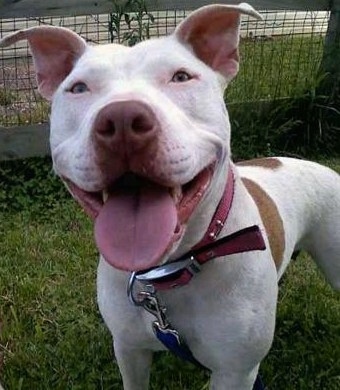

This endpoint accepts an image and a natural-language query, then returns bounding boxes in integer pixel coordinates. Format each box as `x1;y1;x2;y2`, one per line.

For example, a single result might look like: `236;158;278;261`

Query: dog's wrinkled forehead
61;36;223;109
74;37;215;80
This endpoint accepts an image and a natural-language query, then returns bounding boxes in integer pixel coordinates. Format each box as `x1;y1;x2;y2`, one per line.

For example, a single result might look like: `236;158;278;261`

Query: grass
227;35;325;103
0;159;339;389
0;94;50;127
0;89;16;107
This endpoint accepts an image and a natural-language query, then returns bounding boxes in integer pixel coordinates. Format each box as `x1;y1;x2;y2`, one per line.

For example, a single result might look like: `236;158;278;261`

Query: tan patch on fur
242;178;285;270
237;158;282;170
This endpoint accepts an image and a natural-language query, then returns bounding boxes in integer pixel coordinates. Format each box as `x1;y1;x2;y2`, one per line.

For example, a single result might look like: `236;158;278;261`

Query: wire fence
0;9;330;127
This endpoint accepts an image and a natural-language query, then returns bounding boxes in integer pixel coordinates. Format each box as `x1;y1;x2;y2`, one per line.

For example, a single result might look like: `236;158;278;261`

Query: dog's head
0;3;261;271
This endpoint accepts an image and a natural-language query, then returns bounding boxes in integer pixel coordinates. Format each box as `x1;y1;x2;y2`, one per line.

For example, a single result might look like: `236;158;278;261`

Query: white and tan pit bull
1;3;339;389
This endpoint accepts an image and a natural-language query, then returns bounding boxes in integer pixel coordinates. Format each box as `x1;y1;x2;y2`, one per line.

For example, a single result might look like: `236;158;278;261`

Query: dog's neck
132;164;266;290
167;161;233;261
191;166;235;247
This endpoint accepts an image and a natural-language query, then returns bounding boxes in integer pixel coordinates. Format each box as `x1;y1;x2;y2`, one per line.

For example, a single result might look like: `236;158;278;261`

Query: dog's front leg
114;342;153;390
97;259;155;390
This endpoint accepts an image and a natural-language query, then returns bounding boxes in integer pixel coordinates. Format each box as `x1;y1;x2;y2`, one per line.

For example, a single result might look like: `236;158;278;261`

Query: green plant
0;88;16;106
229;74;340;160
108;0;154;46
225;34;340;160
273;92;340;157
0;157;68;217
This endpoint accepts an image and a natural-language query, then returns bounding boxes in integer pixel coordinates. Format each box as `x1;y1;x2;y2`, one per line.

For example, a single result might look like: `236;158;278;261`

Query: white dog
1;3;339;389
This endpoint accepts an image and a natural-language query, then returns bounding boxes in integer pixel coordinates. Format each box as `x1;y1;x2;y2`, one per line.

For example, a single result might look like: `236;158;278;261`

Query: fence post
318;0;340;97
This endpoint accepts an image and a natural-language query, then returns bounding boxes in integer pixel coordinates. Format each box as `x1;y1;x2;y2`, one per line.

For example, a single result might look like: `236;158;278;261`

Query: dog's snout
92;100;160;177
93;101;158;147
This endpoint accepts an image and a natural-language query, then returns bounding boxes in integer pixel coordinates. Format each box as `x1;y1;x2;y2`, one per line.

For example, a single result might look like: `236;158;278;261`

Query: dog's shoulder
236;157;285;270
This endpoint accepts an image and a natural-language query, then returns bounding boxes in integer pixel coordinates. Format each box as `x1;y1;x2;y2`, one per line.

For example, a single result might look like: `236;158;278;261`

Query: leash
127;166;266;389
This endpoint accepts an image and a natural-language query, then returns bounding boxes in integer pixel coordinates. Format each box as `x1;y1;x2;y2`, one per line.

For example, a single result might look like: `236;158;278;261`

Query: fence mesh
0;9;330;127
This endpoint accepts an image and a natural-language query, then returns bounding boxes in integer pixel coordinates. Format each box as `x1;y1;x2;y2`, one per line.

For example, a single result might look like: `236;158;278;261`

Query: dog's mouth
64;166;214;271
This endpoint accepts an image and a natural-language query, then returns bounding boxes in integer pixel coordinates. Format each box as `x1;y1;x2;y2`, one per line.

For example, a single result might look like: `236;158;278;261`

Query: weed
229;84;340;160
108;0;154;45
0;157;68;217
0;88;16;106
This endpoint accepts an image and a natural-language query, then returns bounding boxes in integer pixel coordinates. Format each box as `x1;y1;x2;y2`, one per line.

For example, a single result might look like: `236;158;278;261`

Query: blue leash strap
253;374;265;390
153;321;208;370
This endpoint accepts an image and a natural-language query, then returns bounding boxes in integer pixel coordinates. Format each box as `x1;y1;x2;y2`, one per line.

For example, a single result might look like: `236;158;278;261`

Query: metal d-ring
127;272;144;306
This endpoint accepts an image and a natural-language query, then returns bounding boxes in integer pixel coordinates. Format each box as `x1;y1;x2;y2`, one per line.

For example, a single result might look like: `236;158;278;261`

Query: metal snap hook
127;272;169;329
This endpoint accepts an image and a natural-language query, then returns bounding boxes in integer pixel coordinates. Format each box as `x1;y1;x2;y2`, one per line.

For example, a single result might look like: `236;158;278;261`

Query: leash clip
139;290;169;329
127;271;209;370
127;272;169;328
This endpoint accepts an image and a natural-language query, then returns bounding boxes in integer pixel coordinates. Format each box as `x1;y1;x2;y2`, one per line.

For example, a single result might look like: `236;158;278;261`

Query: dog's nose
93;100;158;149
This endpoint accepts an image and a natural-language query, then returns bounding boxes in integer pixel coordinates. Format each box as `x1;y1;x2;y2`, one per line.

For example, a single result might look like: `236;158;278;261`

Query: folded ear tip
238;2;264;20
0;30;23;47
252;12;264;21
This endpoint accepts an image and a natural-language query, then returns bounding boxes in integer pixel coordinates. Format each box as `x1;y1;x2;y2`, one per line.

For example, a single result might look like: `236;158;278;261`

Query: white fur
1;3;339;389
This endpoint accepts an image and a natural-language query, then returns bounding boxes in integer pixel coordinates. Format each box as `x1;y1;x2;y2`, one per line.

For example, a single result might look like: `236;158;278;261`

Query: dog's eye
69;82;89;94
171;71;192;83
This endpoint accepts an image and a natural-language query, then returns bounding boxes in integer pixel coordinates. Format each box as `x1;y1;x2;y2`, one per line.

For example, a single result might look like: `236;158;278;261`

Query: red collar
192;166;235;250
134;166;266;290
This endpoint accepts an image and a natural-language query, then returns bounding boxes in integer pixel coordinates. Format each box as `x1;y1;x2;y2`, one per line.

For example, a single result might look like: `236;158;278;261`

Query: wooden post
318;0;340;98
0;0;331;17
0;124;50;161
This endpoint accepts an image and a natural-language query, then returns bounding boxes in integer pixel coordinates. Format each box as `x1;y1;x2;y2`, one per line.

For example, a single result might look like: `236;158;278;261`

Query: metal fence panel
0;9;330;127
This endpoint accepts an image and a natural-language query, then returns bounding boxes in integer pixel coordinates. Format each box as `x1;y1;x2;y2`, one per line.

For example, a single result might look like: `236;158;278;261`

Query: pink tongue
94;183;178;271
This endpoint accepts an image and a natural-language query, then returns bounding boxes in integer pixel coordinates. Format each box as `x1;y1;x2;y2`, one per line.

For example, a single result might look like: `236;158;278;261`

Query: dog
1;3;339;389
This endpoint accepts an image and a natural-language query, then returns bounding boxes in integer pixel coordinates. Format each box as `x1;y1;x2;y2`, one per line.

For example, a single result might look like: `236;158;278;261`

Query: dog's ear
0;26;87;100
174;3;262;82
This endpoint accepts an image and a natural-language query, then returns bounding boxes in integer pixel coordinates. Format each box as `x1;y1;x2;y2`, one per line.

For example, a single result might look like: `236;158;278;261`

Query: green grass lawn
0;159;339;389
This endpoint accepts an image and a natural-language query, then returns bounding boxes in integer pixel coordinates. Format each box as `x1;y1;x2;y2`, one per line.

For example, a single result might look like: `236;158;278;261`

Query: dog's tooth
177;187;183;202
103;190;108;202
170;186;182;203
